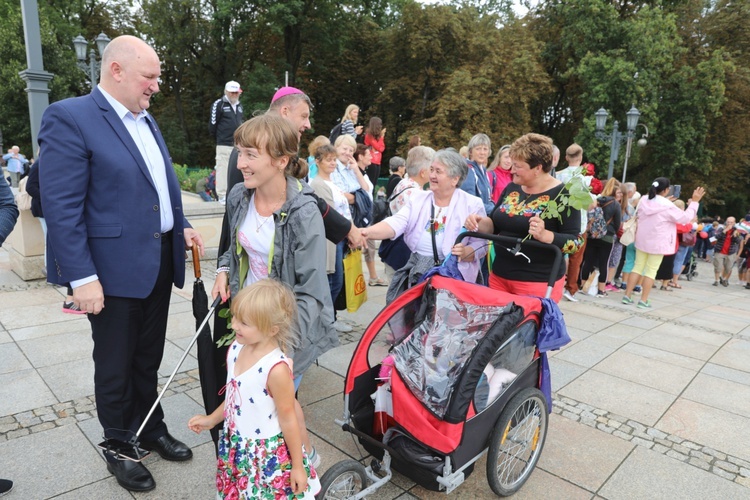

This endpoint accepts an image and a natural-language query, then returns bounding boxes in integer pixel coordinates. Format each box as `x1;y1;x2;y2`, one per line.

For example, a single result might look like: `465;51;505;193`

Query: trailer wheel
487;387;548;496
317;460;368;499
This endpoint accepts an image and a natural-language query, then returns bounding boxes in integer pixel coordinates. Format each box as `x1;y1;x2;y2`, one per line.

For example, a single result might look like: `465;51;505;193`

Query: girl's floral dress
217;343;320;499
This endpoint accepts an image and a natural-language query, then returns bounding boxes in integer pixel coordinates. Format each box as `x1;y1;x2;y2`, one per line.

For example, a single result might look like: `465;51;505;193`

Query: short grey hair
389;156;405;172
467;133;492;157
433;149;468;185
405;146;435;178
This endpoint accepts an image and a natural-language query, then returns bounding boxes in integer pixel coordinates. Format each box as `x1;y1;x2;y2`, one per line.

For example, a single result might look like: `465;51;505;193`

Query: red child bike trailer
317;234;571;498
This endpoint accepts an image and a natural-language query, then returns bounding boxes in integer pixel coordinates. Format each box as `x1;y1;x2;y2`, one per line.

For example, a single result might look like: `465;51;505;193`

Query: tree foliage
2;0;748;214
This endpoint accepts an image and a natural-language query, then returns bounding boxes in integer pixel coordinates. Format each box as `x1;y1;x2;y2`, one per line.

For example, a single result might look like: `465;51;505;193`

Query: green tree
699;0;750;216
529;0;728;191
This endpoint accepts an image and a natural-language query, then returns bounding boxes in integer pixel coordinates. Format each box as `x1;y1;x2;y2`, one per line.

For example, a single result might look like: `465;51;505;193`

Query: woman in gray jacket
212;114;336;467
212;114;338;383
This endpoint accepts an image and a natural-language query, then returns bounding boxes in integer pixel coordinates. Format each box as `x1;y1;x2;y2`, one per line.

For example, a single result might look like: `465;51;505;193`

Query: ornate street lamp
594;105;649;183
73;33;110;83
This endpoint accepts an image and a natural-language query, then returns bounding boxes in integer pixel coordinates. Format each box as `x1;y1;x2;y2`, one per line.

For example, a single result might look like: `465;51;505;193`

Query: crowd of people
5;34;749;500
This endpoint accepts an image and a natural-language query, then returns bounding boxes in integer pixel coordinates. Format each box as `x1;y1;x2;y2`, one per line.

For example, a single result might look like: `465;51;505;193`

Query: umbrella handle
192;245;201;279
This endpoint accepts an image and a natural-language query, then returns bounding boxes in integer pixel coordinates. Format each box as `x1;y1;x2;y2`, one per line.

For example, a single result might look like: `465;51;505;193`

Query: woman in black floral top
465;133;582;302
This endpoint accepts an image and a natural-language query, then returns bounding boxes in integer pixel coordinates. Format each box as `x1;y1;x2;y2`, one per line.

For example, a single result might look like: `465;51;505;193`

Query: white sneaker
563;290;579;302
308;447;321;469
333;321;352;333
218;197;226;205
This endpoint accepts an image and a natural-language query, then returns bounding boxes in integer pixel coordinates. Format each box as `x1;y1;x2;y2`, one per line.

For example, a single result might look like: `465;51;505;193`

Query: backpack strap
387;185;415;204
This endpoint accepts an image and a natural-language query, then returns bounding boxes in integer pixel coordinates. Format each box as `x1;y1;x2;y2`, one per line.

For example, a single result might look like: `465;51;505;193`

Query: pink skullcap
271;86;304;103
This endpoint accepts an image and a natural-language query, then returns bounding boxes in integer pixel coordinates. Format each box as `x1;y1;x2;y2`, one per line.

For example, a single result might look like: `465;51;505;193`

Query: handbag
342;249;367;313
619;206;638;246
15;177;32;211
681;231;697;247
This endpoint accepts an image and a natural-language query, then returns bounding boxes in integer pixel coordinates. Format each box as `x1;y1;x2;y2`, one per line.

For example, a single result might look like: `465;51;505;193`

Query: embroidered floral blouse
490;182;583;283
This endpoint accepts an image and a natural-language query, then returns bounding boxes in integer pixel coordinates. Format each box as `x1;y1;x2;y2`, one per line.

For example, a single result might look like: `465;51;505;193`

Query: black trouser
581;238;613;284
89;235;174;443
366;163;381;197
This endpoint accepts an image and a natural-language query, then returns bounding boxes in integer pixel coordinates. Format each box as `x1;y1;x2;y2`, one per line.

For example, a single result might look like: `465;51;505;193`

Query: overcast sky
415;0;534;16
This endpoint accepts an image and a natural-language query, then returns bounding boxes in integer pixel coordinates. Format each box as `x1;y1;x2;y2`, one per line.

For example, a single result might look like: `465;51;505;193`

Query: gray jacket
218;176;338;376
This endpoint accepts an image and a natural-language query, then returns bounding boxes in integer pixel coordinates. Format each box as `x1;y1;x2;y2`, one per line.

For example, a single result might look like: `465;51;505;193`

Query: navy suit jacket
38;88;188;298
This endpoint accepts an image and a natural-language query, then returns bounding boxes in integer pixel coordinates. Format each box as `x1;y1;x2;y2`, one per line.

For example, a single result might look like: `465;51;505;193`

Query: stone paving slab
599;446;750;499
17;329;93;368
0;342;32;374
297;363;345;407
592;350;697;395
157;340;199;378
586;323;647;350
550;358;588;392
0;424;109;498
710;338;750;374
52;478;136;499
656;398;750;460
618;315;663;330
0;286;63;308
8;316;89;342
558;310;616;333
316;337;358;378
632;329;722;361
538;414;634;493
619;342;705;371
682;373;750;418
701;362;750;387
1;367;58;415
0;302;83;330
553;337;616;368
559;371;676;427
3;253;750;498
37;357;96;402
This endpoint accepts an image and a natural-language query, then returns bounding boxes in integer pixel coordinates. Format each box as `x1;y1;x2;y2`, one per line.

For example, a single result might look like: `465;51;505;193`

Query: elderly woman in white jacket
362;149;487;301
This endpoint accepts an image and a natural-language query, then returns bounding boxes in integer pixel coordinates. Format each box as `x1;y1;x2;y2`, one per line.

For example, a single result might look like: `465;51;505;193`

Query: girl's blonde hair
601;177;620;197
341;104;359;123
617;183;629;214
230;279;299;353
234;114;307;179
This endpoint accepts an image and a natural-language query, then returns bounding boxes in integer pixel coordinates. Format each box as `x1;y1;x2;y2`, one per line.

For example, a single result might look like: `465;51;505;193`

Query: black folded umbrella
192;246;224;454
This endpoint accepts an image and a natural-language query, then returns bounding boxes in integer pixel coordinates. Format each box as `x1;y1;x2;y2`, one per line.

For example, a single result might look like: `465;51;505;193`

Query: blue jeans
673;245;690;276
328;241;345;312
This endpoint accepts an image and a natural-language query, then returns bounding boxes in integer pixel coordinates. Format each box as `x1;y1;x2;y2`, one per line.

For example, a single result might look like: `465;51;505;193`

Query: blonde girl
189;280;321;499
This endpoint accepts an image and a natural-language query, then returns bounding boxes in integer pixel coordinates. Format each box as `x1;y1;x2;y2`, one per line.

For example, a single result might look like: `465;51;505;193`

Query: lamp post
73;33;110;83
594;105;649;183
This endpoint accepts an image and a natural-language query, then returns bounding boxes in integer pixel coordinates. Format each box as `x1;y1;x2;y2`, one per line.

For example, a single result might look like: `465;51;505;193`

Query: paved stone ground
2;250;750;499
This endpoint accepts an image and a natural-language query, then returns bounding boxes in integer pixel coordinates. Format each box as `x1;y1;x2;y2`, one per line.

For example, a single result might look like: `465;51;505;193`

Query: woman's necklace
254;187;286;233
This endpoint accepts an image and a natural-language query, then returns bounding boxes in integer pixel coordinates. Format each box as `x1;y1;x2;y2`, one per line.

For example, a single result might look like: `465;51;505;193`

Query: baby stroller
317;235;568;498
681;251;698;281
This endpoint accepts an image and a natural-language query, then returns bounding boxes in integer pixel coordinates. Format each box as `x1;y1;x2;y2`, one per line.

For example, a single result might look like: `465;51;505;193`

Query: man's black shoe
107;460;155;492
140;432;193;461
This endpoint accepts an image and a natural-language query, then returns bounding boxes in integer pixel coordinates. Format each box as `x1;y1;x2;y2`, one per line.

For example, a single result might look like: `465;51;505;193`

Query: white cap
225;81;242;93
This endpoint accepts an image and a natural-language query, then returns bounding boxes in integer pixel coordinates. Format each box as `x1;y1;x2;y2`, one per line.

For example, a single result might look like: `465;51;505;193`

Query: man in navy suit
39;35;204;492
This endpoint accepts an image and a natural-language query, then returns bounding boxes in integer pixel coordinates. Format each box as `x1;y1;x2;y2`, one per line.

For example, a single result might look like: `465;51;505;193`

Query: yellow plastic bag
343;249;367;313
